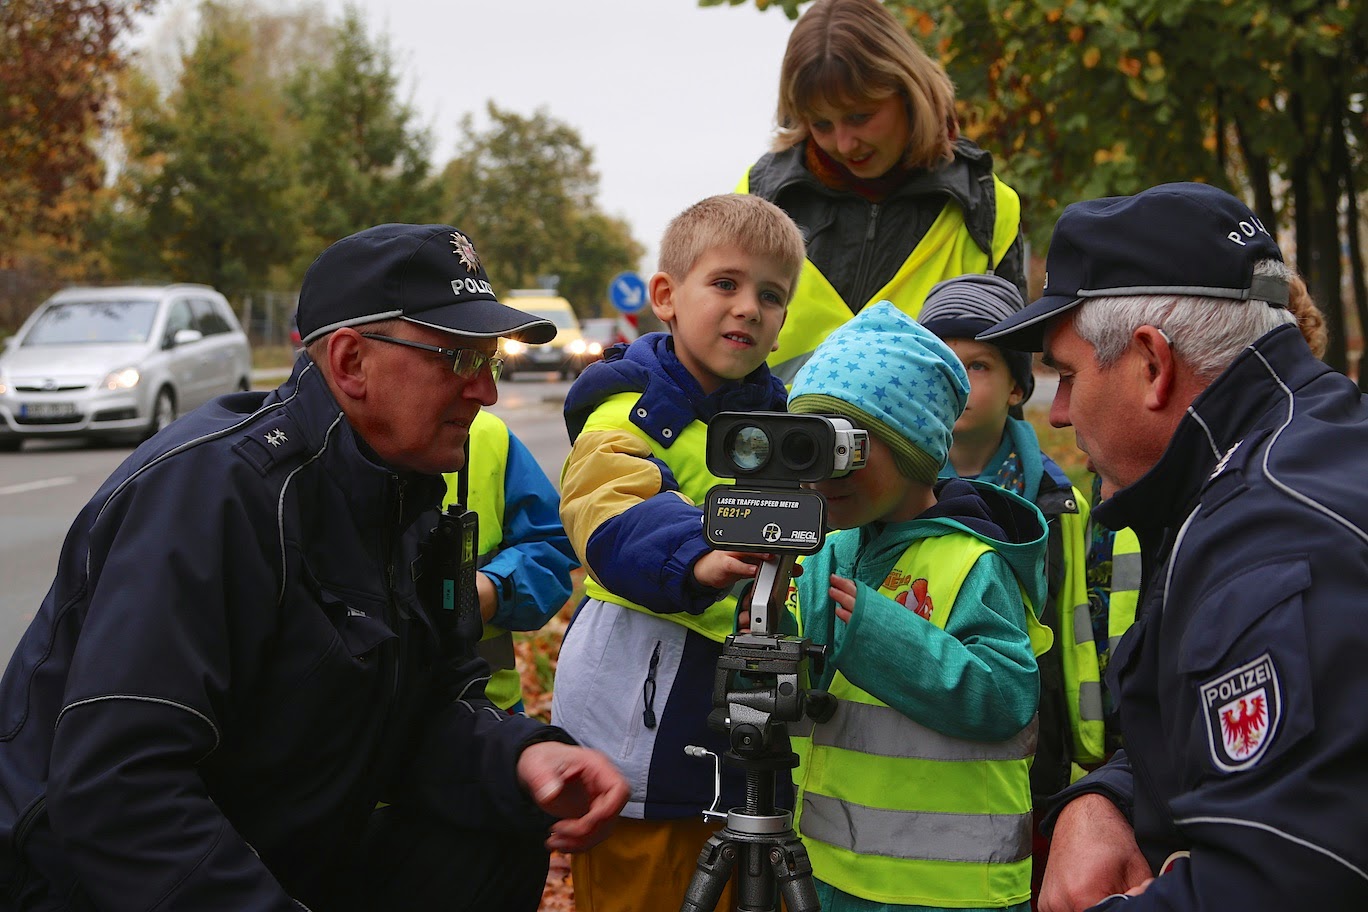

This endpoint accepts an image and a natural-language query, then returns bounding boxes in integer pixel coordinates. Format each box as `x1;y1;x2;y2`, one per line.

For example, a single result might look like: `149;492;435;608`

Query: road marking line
0;476;77;496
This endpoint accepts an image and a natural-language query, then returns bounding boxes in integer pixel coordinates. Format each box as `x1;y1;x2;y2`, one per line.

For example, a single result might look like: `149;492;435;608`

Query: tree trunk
1311;167;1347;373
1287;53;1314;293
1335;113;1368;386
1236;119;1276;237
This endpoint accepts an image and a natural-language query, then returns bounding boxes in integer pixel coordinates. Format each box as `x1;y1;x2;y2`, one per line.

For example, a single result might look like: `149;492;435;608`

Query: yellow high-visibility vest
737;168;1021;383
442;411;520;710
579;393;738;642
1109;527;1142;653
1055;488;1106;765
790;532;1042;907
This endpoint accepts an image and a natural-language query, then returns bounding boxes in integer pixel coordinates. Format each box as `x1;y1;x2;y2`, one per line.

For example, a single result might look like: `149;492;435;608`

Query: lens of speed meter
727;424;772;472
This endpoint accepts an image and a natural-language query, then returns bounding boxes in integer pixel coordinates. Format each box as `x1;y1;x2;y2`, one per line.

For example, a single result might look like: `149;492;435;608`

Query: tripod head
700;554;837;783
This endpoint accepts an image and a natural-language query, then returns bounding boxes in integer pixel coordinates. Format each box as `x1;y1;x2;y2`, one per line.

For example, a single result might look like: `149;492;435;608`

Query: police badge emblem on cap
450;231;480;272
1200;653;1281;772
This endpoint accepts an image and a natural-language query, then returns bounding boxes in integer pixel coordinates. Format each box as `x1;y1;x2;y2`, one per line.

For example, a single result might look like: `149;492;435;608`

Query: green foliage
106;2;299;298
285;5;440;271
440;104;643;316
707;0;1368;370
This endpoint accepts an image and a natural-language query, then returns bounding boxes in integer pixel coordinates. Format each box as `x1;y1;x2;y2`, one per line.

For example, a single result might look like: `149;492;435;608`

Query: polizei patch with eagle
1200;653;1281;772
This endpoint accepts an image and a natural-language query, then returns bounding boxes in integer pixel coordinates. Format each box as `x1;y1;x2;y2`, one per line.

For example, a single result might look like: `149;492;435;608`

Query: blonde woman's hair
773;0;957;168
657;194;807;295
1285;271;1327;359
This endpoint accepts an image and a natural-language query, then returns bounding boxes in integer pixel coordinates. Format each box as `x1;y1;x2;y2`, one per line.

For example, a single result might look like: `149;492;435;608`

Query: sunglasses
361;333;504;382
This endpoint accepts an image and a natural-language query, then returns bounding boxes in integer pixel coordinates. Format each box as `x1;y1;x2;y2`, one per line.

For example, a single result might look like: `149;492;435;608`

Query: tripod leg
680;834;738;912
769;836;821;912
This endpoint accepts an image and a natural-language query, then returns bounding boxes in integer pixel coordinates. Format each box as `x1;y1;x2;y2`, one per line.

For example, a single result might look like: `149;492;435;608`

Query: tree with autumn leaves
7;0;1365;364
710;0;1368;375
0;0;152;325
2;0;640;332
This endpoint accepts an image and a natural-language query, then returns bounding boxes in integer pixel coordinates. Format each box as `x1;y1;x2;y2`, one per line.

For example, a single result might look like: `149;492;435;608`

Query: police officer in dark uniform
0;224;628;911
980;183;1368;911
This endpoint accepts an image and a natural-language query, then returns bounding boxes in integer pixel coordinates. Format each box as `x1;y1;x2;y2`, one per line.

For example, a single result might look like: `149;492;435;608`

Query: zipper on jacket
386;477;406;702
12;795;46;851
641;641;662;729
851;202;881;311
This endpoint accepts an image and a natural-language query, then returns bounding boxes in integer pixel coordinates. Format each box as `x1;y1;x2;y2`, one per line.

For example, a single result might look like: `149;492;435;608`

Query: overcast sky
134;1;800;281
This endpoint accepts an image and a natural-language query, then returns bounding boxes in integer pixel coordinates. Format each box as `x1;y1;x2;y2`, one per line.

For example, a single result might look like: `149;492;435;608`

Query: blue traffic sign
609;271;648;314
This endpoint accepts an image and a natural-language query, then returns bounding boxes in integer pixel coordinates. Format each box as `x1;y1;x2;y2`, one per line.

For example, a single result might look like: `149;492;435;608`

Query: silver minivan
0;284;252;450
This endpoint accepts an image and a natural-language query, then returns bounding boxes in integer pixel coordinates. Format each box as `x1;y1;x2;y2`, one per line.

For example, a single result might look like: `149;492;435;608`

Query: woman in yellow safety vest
739;0;1026;384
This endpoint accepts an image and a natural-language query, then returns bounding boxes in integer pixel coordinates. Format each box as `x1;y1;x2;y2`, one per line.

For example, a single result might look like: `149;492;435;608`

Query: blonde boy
552;194;806;911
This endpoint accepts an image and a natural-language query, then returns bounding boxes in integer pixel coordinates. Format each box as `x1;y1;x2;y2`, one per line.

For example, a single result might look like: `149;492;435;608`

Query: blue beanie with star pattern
788;301;969;484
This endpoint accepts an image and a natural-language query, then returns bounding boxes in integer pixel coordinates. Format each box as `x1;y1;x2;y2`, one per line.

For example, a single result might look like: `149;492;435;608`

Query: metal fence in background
238;290;299;349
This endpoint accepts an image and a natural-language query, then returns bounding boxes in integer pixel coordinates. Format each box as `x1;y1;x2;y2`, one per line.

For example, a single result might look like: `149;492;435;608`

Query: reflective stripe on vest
442;411;522;710
737;167;1022;384
1109;527;1141;654
792;532;1035;906
580;393;738;642
1055;490;1106;764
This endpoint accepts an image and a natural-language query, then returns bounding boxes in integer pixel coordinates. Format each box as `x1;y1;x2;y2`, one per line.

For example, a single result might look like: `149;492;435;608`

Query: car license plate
21;402;77;419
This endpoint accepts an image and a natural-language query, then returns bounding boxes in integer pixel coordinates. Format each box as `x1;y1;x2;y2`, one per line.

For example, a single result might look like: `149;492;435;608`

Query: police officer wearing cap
0;224;629;911
979;184;1368;911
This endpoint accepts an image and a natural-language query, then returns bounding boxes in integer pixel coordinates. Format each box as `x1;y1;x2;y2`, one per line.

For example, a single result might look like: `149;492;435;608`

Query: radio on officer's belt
427;503;483;645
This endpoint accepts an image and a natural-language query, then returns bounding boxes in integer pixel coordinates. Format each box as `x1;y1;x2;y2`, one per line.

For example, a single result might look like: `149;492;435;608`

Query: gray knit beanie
917;274;1035;404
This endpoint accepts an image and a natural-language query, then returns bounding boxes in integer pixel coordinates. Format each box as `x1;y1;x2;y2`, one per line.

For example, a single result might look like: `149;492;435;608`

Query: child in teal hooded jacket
782;301;1051;912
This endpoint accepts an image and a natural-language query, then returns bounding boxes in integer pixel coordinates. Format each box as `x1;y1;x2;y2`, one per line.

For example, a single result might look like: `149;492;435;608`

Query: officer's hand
693;550;771;589
1039;793;1151;912
517;741;629;853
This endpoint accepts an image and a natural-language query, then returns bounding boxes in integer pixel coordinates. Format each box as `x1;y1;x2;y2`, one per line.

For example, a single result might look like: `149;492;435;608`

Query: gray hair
305;317;406;364
1073;259;1297;381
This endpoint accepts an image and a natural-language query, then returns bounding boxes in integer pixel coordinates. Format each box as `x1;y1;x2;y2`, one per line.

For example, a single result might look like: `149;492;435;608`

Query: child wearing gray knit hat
919;273;1103;901
780;300;1052;912
918;274;1035;407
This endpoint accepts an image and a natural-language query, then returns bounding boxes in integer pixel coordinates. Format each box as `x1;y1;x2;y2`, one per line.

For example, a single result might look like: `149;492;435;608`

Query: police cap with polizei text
296;223;556;346
978;182;1289;352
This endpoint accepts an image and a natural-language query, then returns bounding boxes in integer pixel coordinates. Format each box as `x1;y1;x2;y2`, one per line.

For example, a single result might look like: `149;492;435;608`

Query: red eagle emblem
1219;693;1268;758
895;578;933;620
1201;655;1280;772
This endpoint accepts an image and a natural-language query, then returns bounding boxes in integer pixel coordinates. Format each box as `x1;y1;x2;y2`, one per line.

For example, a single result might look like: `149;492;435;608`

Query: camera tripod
680;556;832;912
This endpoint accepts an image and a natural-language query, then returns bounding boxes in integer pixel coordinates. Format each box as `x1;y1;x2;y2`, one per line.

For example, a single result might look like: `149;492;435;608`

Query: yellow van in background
499;290;598;380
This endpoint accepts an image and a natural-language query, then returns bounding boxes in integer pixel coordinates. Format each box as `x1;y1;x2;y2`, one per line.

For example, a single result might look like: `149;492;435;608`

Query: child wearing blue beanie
784;300;1052;912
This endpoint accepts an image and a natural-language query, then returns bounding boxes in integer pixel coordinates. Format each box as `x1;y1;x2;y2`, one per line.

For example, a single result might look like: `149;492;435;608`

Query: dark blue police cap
979;182;1289;351
297;224;556;345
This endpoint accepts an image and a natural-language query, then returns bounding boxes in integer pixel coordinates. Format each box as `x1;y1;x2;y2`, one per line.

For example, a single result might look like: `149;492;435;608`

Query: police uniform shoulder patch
1209;439;1243;480
1199;652;1281;772
232;415;307;477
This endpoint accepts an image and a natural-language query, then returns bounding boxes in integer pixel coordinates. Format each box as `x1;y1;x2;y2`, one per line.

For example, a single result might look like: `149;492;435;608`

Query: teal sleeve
793;546;838;690
833;551;1039;742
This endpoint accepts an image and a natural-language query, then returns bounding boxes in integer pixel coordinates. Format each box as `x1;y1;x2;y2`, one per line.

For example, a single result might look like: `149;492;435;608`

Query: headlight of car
102;367;141;391
568;339;587;356
502;340;527;356
587;341;603;356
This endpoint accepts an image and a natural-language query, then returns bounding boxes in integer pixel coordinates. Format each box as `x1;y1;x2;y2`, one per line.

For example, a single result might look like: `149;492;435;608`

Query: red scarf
804;141;913;203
